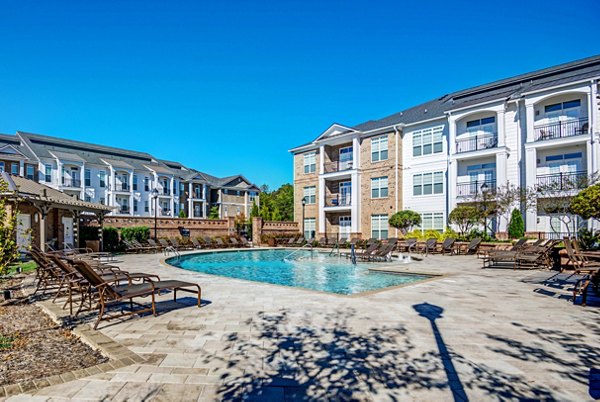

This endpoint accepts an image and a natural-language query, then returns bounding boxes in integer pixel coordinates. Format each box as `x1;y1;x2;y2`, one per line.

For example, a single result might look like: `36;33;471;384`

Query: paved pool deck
6;248;600;401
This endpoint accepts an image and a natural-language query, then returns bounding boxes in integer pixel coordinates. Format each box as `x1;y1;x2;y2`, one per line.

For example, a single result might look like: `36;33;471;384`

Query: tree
570;183;600;221
507;208;525;239
208;206;220;219
0;178;20;277
389;210;421;235
256;183;294;221
250;201;260;218
179;209;186;218
448;205;480;236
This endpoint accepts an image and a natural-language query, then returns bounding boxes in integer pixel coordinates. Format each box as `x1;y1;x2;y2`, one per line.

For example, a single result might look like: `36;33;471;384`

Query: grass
3;260;37;277
0;334;15;350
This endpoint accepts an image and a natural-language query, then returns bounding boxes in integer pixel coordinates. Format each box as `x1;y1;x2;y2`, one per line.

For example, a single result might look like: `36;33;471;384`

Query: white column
525;147;537;231
129;173;134;215
188;182;193;218
170;178;175;216
525;103;535;143
110;167;117;207
319;145;325;174
497;110;506;147
352;137;359;168
244;191;248;216
495;151;508;232
57;161;63;187
350;172;359;234
448;116;457;155
80;164;85;200
19;160;24;177
318;177;325;234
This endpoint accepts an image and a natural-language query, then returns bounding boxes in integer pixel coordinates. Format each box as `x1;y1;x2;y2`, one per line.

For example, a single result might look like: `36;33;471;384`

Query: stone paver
6;249;600;401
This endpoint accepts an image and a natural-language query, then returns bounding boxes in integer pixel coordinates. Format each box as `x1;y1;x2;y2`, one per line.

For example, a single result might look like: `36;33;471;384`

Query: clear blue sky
0;0;598;189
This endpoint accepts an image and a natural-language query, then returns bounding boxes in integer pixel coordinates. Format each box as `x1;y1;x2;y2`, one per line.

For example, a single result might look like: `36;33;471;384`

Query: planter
85;240;100;253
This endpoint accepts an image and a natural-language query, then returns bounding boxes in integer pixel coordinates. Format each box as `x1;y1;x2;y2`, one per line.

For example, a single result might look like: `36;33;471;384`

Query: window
371;214;388;240
545;99;581;123
304;218;316;239
0;162;4;172
85;169;91;187
84;195;91;202
466;116;496;135
144;177;149;191
545;99;580;113
26;165;34;180
99;171;106;188
11;163;19;175
413;172;444;196
303;186;316;204
371;135;388;162
303;152;316;174
421;212;445;232
179;183;184;194
249;191;258;203
173;181;177;195
133;175;138;191
144;200;149;213
133;200;138;213
413;126;444;156
44;165;52;182
371;176;388;198
100;197;105;205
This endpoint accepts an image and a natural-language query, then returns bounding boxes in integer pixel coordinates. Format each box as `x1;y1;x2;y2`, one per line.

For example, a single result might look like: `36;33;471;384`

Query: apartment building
0;131;259;219
291;55;600;239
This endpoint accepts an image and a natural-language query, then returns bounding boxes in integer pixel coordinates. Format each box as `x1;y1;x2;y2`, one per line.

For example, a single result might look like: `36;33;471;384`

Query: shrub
507;209;525;239
403;229;424;241
467;228;493;242
120;226;150;242
102;227;121;252
441;227;459;240
423;230;443;241
448;205;480;236
577;228;600;251
389;210;421;235
570;183;600;220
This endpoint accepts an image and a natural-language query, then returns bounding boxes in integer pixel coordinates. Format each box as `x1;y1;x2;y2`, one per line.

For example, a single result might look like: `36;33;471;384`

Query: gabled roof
0;144;28;159
48;150;86;163
100;158;136;170
1;172;113;212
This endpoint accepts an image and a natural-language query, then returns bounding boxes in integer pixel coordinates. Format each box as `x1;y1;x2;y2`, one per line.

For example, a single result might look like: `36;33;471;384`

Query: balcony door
339;181;351;206
339;147;353;170
339;216;351;238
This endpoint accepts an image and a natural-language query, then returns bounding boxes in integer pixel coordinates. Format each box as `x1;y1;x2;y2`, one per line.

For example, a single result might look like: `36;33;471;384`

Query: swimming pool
167;249;432;295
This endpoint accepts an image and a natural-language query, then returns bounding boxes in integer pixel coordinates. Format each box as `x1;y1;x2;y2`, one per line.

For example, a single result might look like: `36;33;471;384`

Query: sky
0;0;599;189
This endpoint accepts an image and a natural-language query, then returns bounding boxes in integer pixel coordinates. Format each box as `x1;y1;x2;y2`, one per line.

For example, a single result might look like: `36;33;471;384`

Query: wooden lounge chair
482;238;532;268
351;242;379;260
147;239;164;251
214;237;229;248
203;236;216;249
132;239;160;253
292;237;305;247
317;237;327;247
72;259;202;329
337;237;348;247
229;237;241;248
514;239;559;269
170;237;192;250
563;239;600;305
367;243;397;262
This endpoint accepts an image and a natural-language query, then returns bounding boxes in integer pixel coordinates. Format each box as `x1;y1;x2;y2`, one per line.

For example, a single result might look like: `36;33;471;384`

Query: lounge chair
397;238;418;253
240;236;251;248
317;237;327;247
455;238;482;255
482;238;533;268
132;239;160;253
418;238;438;255
563;238;600;305
203;236;216;249
191;237;202;249
72;259;202;329
147;238;164;251
367;243;397;262
437;238;456;255
337;237;348;247
170;237;192;250
214;237;229;248
292;237;305;247
351;242;379;260
514;239;559;269
229;237;241;248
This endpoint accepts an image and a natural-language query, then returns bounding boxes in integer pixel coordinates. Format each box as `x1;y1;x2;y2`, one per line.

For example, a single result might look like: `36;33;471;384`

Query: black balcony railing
456;180;496;198
326;194;352;207
323;160;353;173
536;171;588;192
119;206;130;214
61;177;81;188
115;183;129;191
534;117;588;141
455;133;498;153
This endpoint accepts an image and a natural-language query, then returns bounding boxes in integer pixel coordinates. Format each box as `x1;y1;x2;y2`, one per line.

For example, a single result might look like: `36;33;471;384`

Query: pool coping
159;247;447;298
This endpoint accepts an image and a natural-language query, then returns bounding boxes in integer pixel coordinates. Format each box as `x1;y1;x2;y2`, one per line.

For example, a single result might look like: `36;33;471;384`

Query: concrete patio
6;249;600;401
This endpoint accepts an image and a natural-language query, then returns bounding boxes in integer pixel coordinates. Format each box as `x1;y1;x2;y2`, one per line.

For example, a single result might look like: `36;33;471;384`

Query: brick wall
293;151;319;230
96;216;232;239
252;217;299;245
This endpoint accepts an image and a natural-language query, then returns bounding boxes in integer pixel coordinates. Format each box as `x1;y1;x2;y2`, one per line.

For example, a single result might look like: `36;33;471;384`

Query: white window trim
303;152;316;174
371;135;389;163
371;176;389;199
413;171;444;197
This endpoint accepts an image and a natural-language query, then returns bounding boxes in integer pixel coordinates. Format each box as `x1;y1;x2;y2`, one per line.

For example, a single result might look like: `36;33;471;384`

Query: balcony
118;206;130;214
323;160;353;174
456;180;496;198
61;177;81;188
455;133;497;154
534;117;588;142
325;193;352;207
114;183;129;191
536;171;588;192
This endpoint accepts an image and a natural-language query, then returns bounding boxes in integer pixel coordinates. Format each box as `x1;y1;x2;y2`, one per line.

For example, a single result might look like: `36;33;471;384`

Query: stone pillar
252;217;263;245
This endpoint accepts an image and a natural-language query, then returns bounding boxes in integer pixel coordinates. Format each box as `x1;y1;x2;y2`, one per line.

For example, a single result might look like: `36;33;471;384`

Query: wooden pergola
1;172;114;251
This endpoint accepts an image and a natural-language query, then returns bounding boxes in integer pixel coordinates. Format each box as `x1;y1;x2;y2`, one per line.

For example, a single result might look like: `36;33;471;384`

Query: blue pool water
167;249;431;295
